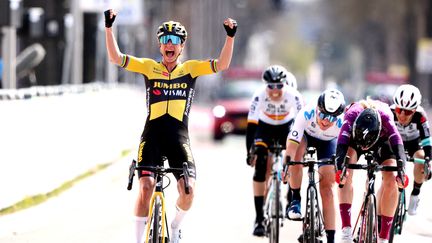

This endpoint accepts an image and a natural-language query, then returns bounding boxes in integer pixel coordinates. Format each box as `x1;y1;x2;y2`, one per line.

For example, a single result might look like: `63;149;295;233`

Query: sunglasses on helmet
159;35;182;45
267;83;284;90
395;107;415;116
318;110;337;122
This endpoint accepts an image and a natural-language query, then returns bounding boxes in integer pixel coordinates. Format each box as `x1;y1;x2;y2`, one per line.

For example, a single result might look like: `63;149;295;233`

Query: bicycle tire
269;179;280;243
150;196;162;243
365;195;376;243
389;190;406;243
303;187;316;243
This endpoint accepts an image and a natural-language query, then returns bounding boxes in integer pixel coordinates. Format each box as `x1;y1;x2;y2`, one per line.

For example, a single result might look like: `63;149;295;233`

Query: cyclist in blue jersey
284;88;345;243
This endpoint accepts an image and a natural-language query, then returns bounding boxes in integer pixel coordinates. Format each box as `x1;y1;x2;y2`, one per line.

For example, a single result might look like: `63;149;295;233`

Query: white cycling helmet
285;71;297;90
393;84;422;110
317;88;346;116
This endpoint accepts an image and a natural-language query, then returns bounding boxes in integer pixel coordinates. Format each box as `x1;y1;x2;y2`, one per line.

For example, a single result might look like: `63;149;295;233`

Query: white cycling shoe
408;195;420;215
340;226;353;243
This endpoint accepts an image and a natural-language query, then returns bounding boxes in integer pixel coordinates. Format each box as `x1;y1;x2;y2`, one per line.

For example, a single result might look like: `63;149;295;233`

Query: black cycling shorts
349;138;395;164
136;115;196;180
403;138;422;158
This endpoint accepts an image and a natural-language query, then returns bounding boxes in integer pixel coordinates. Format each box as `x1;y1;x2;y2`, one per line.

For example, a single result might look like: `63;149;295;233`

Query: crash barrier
0;83;146;210
0;82;112;100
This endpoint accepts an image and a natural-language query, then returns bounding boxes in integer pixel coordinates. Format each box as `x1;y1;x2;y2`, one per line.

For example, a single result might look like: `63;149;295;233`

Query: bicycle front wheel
364;195;377;243
269;179;280;243
303;187;317;243
149;196;163;243
389;190;406;243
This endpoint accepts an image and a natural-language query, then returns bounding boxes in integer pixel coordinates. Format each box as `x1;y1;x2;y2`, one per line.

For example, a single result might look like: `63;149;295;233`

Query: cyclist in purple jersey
335;99;407;243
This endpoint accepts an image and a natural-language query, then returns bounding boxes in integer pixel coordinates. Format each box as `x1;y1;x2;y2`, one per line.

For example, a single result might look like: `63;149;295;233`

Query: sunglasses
159;35;182;45
318;110;337;122
395;107;415;116
267;84;284;90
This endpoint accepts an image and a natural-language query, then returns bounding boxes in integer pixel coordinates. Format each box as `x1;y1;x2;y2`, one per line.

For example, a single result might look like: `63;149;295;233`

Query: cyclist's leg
338;146;358;241
410;142;426;215
135;135;160;243
287;137;306;219
251;121;272;235
377;147;399;241
316;138;337;243
166;137;197;237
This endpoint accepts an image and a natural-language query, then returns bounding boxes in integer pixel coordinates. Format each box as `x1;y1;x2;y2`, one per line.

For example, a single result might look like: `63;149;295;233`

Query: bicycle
389;154;430;243
127;159;190;243
263;141;285;243
339;152;403;243
285;147;334;243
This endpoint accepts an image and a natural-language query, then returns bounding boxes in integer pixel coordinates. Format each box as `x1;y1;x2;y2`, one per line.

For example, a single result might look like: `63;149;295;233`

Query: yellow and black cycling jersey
121;55;217;127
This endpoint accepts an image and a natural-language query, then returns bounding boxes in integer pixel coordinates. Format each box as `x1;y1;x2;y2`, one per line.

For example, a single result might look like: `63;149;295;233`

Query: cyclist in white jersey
246;65;303;236
390;84;432;216
284;88;346;243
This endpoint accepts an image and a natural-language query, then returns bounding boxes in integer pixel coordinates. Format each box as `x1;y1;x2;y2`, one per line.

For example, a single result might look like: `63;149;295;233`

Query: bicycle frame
286;147;334;243
264;142;285;243
127;159;190;243
144;172;168;243
340;153;401;243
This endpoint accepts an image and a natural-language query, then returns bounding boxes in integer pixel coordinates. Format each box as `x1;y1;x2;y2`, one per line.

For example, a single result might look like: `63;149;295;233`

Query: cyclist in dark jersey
391;84;431;216
104;9;237;243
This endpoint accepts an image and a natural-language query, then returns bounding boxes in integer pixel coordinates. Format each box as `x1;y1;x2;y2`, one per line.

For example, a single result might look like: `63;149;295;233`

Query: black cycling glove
224;20;237;37
104;9;116;28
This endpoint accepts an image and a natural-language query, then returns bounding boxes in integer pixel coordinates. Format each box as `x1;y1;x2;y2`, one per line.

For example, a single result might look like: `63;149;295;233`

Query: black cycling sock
412;182;422;196
292;188;301;201
326;230;335;243
287;187;293;204
254;196;264;222
377;215;381;232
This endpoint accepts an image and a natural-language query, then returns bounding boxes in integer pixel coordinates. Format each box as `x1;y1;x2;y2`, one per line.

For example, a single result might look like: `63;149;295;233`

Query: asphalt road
1;133;432;243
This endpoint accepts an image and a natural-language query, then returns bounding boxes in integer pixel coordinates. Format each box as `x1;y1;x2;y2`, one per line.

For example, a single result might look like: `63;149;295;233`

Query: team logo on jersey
153;89;161;95
162;71;169;77
304;109;315;120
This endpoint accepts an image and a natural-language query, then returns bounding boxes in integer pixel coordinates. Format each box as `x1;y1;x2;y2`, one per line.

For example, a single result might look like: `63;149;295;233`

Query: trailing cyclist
335;98;407;243
104;9;237;243
391;84;431;215
284;88;346;243
246;65;303;236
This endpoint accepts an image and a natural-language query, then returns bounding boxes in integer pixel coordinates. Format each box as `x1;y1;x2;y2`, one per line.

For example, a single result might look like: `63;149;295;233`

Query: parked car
211;79;262;141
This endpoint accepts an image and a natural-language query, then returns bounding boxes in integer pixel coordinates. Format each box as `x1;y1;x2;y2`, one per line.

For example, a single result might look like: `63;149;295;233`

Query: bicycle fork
145;177;168;243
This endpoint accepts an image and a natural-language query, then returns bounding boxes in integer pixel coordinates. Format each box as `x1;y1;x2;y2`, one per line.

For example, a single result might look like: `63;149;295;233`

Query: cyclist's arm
105;26;123;65
417;108;432;158
285;108;307;162
383;113;407;165
216;18;236;71
246;91;261;152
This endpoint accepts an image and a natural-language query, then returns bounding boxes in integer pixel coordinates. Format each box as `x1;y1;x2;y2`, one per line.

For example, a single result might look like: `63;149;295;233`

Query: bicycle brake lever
127;160;136;190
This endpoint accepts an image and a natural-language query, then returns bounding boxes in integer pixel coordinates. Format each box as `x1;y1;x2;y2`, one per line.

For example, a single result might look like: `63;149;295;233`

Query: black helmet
317;88;346;116
156;21;188;42
352;108;382;150
262;65;288;84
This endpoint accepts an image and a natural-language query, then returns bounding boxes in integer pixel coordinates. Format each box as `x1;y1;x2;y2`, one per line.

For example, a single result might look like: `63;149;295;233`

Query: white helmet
393;84;422;110
317;88;346;116
285;71;297;90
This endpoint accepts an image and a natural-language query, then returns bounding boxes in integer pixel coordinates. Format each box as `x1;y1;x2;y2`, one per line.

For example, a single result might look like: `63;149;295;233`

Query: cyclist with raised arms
246;65;303;236
104;9;237;243
284;88;345;243
391;84;431;215
335;98;407;243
